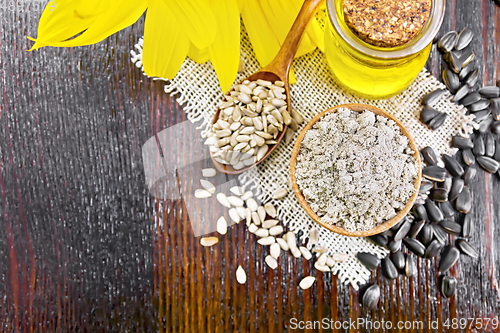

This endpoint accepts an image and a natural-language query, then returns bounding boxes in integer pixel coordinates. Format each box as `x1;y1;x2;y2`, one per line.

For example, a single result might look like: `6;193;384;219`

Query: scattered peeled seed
265;255;278;269
200;179;216;194
227;196;244;207
230;186;245;196
313;246;328;254
257;206;266;222
200;237;219;247
273;187;288;199
236;207;247;219
254;228;270;237
314;262;330;272
236;265;246;284
202;168;217;177
246;198;258;212
248;223;258;233
262;219;279;229
241;191;253;201
229;208;241;223
257;236;276;246
217;193;231;208
195;189;212;198
251;212;261;225
217;216;227;235
269;225;284;236
276;237;289;251
299;246;312;260
291;110;304;125
308;227;318;246
330;253;349;262
264;202;277;218
299;276;316;290
270;243;281;259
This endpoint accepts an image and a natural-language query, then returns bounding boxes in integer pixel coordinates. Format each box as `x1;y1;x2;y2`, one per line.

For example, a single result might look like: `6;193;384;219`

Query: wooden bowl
290;103;422;237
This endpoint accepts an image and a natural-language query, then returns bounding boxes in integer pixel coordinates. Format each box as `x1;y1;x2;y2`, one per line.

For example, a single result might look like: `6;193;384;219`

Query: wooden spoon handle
264;0;324;78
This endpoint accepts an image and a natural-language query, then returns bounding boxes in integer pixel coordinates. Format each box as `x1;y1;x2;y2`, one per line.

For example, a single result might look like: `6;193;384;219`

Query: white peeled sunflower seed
200;179;216;194
265;255;278;269
317;253;328;266
229;208;241;223
217;217;227;235
309;227;318;246
276;237;289;251
273;188;287;199
241;191;253;201
236;207;247;219
246;198;258;212
264;202;277;218
299;246;312;260
291;110;303;125
326;257;335;267
314;262;330;272
200;237;219;247
270;243;281;259
201;168;216;177
245;208;252;225
262;219;279;229
195;189;212;199
248;223;258;233
254;228;269;238
257;206;266;222
313;246;328;254
230;186;245;196
257;236;275;246
216;193;231;208
299;276;316;290
286;232;301;258
331;253;349;262
227;196;244;207
256;145;269;161
269;225;284;236
236;266;246;284
251;212;261;225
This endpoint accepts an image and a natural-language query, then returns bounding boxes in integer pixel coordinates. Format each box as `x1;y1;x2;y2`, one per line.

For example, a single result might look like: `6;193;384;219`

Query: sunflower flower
29;0;324;92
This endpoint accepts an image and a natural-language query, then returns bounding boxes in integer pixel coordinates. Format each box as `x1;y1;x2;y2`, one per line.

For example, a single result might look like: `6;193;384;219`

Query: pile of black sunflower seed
358;27;500;309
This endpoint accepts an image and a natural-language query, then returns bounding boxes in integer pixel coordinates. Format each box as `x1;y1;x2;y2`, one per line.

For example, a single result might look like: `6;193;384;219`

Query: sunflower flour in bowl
294;108;419;232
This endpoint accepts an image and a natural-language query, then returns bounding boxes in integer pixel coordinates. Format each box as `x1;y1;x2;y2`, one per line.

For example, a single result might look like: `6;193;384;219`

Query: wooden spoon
210;0;324;175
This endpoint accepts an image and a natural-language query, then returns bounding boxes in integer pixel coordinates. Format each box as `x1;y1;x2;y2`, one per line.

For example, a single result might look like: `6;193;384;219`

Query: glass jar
325;0;445;99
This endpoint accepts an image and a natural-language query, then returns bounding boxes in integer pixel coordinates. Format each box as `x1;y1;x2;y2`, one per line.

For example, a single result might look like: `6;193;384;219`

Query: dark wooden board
1;1;499;332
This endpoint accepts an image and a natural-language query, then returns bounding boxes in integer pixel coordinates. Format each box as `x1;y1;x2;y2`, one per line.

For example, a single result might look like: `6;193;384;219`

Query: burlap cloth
131;26;473;288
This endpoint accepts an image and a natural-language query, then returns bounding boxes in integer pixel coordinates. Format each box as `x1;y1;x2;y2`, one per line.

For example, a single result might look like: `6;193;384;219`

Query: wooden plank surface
1;1;500;332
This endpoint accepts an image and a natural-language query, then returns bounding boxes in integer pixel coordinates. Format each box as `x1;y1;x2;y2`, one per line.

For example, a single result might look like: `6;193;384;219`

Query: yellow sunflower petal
29;0;147;50
142;0;190;79
188;43;210;64
207;0;240;92
162;0;217;50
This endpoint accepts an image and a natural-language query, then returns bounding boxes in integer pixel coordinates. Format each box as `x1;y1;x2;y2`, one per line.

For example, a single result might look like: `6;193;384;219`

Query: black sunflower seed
455;186;471;213
473;109;492;123
478;117;493;134
448;52;462;73
484;133;495;157
382;256;399;279
404;254;417;277
469;99;490;112
390;217;406;231
479;86;500;98
413;204;429;221
439;245;460;273
456;239;479;259
438;31;458;52
473;135;485;156
459;62;475;81
357;252;380;271
429;112;448;130
391;251;405;270
442;154;464;177
452;84;469;102
477;156;500;173
362;284;380;309
404;238;426;257
460;91;481;106
494;141;500;161
456;27;473;50
369;234;388;247
419;223;434;245
420;107;441;124
422;89;446;106
419;180;434;194
463;166;477;185
388;239;402;253
424;239;444;259
439;201;455;218
461;214;474;238
491;98;500;121
458;49;474;68
425;198;444;222
462;148;475;165
439;220;462;235
441;276;457;298
493;120;500;134
442;69;460;93
408;220;425;239
452;135;474;149
448;177;464;202
421;146;439;165
433;224;448;244
430;188;449;202
394;220;412;242
423;165;447;182
465;69;479;87
437;177;452;191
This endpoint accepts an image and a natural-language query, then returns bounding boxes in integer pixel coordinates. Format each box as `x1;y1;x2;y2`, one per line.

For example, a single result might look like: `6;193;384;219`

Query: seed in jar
200;237;219;247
